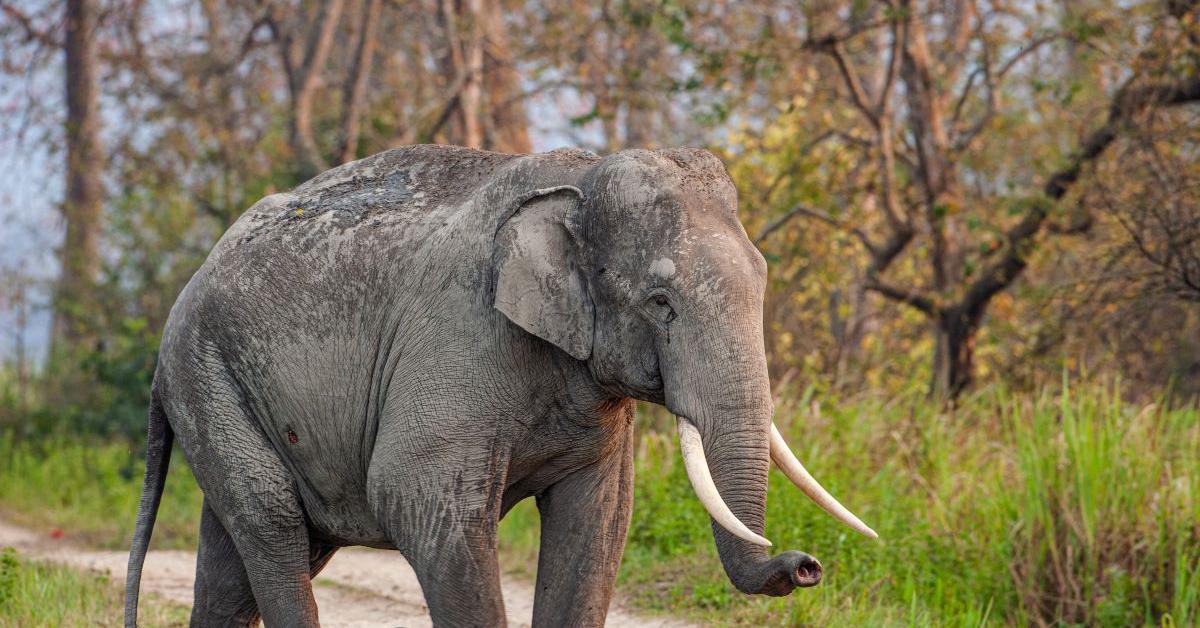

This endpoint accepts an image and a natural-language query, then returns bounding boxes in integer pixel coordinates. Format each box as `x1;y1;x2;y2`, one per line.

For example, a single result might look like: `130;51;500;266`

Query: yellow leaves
993;293;1015;317
977;360;991;378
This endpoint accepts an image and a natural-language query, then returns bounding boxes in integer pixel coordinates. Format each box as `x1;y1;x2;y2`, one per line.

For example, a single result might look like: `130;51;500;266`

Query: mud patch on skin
285;169;418;223
231;145;524;251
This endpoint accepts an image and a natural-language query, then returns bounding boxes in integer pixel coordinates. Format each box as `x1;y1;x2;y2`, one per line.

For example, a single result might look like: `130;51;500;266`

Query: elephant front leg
368;441;508;627
403;521;505;627
532;428;635;628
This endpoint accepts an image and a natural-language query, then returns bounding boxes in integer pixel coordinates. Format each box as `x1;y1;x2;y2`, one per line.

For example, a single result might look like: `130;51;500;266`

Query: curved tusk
676;416;772;547
770;423;879;539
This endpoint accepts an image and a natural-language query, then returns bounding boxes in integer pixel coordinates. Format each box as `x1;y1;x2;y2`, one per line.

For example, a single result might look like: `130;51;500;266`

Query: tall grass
0;436;202;549
1;382;1196;625
503;382;1200;626
0;548;188;626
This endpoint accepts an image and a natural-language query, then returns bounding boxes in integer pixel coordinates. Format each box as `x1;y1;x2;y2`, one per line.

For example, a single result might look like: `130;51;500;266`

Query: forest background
1;0;1199;625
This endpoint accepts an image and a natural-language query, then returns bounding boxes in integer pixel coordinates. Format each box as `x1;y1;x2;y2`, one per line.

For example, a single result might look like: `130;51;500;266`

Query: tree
2;0;107;352
432;0;530;151
749;0;1200;398
266;0;347;179
1100;110;1200;304
55;0;106;351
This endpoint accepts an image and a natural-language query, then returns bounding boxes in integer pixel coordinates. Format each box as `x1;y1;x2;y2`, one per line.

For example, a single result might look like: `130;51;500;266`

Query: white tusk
770;423;879;539
676;417;772;547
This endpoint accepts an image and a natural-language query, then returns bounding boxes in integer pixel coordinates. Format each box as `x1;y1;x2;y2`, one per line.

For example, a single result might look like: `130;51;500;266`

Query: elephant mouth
641;353;664;392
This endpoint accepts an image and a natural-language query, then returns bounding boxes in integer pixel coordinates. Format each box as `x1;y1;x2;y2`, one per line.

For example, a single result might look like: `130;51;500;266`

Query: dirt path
0;519;690;627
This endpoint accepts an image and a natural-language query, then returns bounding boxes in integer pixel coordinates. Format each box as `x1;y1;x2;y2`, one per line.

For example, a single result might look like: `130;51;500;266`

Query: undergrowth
2;381;1196;626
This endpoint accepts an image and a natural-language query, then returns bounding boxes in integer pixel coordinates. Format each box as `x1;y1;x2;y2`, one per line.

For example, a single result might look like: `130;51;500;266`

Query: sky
0;65;61;366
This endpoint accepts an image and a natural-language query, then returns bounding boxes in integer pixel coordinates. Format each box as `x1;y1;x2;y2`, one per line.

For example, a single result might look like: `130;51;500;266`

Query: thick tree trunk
931;308;976;401
54;0;104;351
479;0;529;153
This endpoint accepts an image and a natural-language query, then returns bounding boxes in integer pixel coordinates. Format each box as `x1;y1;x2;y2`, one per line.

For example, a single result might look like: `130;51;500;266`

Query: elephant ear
492;186;594;360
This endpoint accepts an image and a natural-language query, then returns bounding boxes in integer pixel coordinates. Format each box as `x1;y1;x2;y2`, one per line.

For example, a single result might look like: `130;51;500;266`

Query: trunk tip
791;553;823;588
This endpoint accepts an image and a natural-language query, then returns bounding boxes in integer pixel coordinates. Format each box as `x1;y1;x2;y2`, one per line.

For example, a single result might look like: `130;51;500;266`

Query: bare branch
0;2;60;47
755;203;877;253
952;32;1065;151
865;276;937;315
268;0;347;177
807;35;880;128
877;7;904;118
337;0;383;163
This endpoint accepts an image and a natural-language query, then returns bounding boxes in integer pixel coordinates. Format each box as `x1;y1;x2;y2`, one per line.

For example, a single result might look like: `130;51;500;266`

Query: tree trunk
274;0;346;180
622;31;660;149
833;275;875;389
480;0;529;153
439;0;484;148
54;0;104;352
931;308;976;401
337;0;383;163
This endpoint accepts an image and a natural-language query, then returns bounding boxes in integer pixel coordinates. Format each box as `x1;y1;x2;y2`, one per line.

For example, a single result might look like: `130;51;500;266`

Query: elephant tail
124;388;173;628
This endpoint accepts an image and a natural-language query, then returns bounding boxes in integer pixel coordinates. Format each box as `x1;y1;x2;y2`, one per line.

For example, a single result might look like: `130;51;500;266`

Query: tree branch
807;35;880;128
0;2;60;47
268;0;346;178
865;276;937;315
755;203;877;253
960;75;1200;317
337;0;383;163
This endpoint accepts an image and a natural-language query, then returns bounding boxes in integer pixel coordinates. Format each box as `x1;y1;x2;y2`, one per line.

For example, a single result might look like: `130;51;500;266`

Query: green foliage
1;383;1196;625
0;435;203;550
0;548;188;627
497;382;1200;626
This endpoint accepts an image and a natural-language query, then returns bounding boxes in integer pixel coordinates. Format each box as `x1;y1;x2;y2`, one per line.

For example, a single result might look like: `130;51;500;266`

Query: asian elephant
124;144;876;628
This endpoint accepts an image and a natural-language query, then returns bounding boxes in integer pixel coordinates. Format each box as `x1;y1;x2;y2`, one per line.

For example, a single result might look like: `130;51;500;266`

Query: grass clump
0;435;203;549
500;381;1200;626
0;547;188;626
2;381;1196;626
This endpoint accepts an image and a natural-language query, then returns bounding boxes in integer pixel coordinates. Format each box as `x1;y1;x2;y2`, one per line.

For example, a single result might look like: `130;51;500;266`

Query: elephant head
492;148;876;596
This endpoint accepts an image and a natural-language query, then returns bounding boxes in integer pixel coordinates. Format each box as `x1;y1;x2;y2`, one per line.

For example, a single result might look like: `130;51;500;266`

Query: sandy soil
0;519;690;627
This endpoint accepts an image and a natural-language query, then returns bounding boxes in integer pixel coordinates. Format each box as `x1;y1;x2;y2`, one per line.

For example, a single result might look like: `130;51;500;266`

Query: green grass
0;547;188;627
500;382;1200;626
3;381;1198;625
0;436;203;549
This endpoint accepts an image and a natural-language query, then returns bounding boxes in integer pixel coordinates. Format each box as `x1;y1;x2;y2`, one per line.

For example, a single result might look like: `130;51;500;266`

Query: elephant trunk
664;300;875;595
678;401;823;596
665;316;824;595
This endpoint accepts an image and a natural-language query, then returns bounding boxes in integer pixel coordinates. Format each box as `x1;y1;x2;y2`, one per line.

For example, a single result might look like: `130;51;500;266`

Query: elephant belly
256;389;393;548
301;493;394;549
289;455;394;549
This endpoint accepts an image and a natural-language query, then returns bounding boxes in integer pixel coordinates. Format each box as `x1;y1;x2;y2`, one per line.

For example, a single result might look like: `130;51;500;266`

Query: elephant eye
649;294;676;324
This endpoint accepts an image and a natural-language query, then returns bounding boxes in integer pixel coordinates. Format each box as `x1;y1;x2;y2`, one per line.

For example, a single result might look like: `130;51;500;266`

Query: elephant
124;144;876;628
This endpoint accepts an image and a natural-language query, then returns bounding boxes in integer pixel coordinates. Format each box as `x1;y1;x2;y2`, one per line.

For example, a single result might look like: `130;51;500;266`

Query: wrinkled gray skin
125;145;822;628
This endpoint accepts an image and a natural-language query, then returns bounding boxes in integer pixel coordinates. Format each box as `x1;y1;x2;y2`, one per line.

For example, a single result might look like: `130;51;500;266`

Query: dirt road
0;519;690;627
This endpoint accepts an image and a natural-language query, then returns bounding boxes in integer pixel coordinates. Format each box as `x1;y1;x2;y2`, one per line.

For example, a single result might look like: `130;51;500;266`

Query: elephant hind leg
191;501;340;628
192;500;259;627
168;377;322;627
